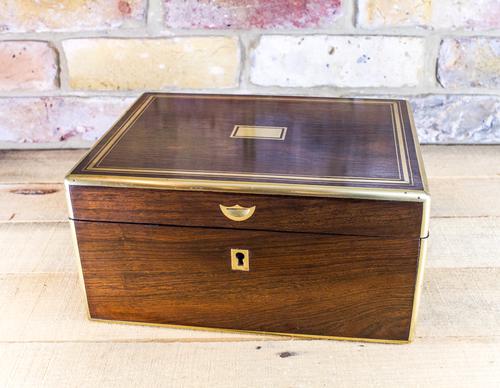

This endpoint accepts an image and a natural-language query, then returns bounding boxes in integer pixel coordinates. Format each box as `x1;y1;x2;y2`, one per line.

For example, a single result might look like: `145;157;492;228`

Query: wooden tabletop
0;146;499;387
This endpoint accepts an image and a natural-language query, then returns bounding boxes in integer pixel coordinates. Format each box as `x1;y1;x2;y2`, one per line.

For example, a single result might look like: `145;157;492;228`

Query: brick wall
0;0;499;147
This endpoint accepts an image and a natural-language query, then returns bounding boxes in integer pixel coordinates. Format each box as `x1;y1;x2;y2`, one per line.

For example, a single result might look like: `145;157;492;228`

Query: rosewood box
66;93;430;343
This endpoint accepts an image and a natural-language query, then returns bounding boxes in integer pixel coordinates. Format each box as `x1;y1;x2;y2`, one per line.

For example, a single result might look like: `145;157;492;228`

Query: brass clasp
219;204;256;222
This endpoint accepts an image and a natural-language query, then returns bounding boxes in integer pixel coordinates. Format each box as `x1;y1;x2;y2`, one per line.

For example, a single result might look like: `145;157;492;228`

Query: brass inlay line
395;101;413;185
82;95;412;187
89;95;156;170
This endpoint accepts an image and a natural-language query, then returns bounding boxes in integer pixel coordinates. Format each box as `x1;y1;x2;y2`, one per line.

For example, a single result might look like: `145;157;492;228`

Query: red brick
164;0;342;29
0;0;145;32
0;41;58;91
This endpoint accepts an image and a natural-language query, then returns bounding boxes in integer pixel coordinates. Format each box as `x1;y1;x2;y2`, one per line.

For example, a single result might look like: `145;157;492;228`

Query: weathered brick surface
0;0;145;32
357;0;431;28
164;0;342;29
63;38;240;90
411;95;500;143
358;0;500;30
432;0;500;30
251;36;424;87
0;97;133;143
0;41;58;91
438;38;500;88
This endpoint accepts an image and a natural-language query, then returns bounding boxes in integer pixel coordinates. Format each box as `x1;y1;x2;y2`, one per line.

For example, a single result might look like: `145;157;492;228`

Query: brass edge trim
67;218;92;320
404;100;430;238
88;318;409;344
147;93;403;105
408;237;428;342
65;174;430;204
421;194;431;240
64;178;74;220
65;181;91;319
405;100;429;192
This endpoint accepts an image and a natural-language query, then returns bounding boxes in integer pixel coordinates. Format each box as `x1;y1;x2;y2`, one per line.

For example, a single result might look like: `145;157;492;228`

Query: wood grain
0;216;498;277
430;178;500;217
1;145;496;185
76;220;420;341
0;149;86;183
71;94;424;191
422;145;500;177
0;222;75;274
1;147;500;224
0;184;67;222
0;269;497;343
1;147;499;387
0;339;498;388
4;179;500;223
69;185;423;238
428;217;500;268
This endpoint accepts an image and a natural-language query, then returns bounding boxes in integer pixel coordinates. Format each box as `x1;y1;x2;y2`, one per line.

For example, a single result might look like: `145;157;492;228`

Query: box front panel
69;185;424;238
75;220;420;341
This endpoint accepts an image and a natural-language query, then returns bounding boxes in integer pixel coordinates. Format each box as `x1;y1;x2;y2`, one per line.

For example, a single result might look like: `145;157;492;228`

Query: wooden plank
428;217;500;268
0;149;86;184
3;179;500;222
0;223;75;274
1;146;499;185
0;216;498;275
0;147;499;185
0;339;498;388
0;184;67;222
1;148;500;222
417;268;500;339
0;269;498;342
422;145;500;178
0;273;271;343
430;178;500;217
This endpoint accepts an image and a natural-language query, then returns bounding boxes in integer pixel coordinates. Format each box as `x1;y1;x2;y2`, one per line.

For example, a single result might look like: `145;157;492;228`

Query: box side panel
69;185;424;238
74;220;420;341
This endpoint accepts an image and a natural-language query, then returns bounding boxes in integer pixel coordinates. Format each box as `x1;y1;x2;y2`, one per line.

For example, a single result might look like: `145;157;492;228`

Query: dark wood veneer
76;220;419;341
67;93;429;341
70;185;423;238
71;93;424;190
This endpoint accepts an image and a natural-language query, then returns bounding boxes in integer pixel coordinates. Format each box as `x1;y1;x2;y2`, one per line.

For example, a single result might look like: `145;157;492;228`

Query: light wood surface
0;146;499;387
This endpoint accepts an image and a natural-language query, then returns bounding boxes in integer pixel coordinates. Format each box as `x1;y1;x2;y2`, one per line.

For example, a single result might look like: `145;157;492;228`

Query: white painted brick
438;38;500;88
411;95;500;143
432;0;500;30
0;97;133;144
357;0;431;28
250;36;425;88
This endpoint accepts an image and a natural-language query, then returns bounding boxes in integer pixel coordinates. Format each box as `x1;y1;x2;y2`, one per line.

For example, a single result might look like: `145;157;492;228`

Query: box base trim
88;317;410;345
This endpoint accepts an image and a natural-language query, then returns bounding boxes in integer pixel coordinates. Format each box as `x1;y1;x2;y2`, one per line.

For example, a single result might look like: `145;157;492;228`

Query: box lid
67;93;428;201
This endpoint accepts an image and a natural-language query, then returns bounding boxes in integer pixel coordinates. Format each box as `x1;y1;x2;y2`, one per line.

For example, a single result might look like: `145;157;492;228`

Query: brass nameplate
231;125;287;140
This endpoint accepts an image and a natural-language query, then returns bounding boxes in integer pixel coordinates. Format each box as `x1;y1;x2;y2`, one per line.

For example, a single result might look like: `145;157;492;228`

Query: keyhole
236;252;245;266
231;249;249;271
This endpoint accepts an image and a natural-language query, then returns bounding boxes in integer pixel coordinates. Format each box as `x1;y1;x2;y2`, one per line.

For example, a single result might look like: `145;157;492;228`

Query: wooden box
65;93;430;343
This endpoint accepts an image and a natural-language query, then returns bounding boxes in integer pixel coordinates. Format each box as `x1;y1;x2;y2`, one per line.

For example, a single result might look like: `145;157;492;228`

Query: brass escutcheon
231;249;249;271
